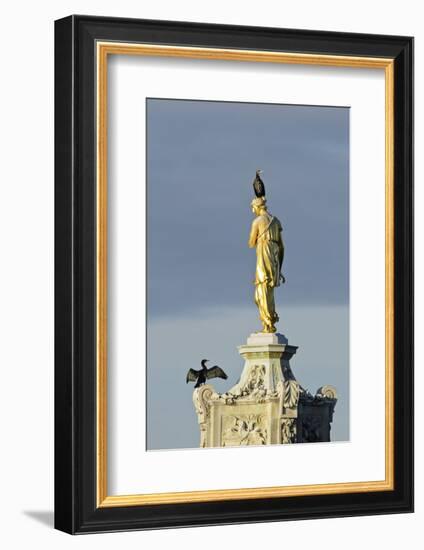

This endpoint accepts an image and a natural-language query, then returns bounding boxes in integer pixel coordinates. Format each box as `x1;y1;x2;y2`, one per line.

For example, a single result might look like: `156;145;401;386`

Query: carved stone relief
243;364;266;392
221;414;267;446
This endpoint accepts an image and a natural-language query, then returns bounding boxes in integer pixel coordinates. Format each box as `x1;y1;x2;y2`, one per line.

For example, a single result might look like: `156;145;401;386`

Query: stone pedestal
193;333;337;448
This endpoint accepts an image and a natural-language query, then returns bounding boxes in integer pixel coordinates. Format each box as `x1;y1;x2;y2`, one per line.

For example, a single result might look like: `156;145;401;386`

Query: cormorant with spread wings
186;359;228;389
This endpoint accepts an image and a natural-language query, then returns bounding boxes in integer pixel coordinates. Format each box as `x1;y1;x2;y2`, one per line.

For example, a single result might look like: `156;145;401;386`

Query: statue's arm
278;234;284;269
248;220;258;248
278;226;284;274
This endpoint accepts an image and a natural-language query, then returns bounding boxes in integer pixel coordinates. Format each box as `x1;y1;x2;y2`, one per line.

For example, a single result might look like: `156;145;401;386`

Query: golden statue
249;195;285;333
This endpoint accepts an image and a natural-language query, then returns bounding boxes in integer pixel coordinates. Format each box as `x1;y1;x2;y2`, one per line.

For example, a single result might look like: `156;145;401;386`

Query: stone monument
192;171;337;447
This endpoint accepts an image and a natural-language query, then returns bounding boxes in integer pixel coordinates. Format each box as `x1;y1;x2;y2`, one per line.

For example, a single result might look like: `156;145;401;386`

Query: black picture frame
55;14;413;534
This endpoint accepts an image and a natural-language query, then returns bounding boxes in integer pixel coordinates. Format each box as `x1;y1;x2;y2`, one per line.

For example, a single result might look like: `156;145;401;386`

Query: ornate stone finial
316;385;338;400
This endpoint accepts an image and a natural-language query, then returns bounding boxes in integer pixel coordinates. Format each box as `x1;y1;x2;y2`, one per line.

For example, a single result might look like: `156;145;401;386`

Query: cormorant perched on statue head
186;359;228;389
253;169;266;198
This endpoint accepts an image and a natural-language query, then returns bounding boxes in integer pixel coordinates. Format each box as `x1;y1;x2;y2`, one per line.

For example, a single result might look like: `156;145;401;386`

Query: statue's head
251;196;267;215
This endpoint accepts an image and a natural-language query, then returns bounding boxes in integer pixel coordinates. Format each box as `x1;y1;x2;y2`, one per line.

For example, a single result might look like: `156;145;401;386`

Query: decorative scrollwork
316;385;338;400
283;379;300;409
192;385;216;448
281;418;297;443
192;384;214;422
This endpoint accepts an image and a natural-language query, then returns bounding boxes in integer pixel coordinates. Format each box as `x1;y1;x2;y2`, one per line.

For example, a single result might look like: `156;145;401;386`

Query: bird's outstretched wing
186;368;199;383
206;366;228;381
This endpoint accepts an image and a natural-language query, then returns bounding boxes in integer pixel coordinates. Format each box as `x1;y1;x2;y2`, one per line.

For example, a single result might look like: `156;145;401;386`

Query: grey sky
146;99;349;449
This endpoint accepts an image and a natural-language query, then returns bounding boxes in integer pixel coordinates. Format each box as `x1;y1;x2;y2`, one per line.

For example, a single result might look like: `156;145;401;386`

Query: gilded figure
249;195;285;333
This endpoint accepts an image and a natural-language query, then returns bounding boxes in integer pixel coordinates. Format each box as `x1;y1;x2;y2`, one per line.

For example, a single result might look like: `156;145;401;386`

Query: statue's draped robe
251;215;284;332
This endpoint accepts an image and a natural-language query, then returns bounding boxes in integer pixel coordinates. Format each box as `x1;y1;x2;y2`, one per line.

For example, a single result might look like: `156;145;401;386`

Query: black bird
186;359;228;389
253;169;266;198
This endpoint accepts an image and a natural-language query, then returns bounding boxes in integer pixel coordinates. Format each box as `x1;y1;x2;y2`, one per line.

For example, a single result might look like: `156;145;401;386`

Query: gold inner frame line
96;41;395;508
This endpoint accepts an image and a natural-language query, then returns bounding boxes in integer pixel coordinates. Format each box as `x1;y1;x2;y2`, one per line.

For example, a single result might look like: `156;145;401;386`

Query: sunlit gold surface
96;41;395;507
249;197;284;333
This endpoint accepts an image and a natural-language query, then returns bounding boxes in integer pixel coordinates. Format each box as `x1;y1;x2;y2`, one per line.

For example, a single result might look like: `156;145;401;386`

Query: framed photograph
54;15;413;534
